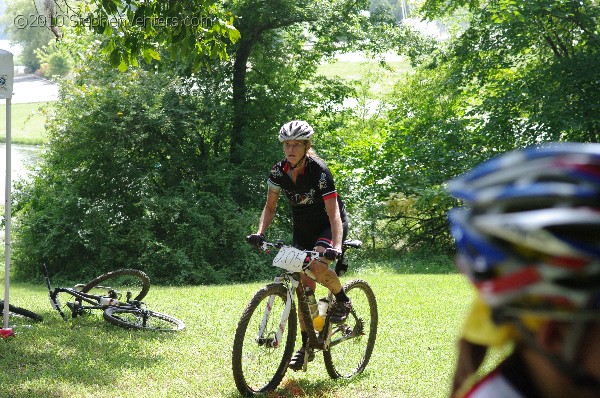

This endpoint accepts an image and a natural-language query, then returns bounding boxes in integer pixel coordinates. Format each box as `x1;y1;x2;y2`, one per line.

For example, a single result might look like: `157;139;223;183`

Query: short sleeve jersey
461;352;539;398
267;156;347;235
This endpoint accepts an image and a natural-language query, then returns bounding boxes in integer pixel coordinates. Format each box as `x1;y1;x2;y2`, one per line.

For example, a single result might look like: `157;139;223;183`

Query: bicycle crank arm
327;322;364;349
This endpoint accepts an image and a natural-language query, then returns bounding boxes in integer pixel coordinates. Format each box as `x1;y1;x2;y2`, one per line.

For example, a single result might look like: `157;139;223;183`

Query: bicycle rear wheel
0;300;43;322
323;279;378;379
103;307;185;331
79;269;150;302
232;283;297;396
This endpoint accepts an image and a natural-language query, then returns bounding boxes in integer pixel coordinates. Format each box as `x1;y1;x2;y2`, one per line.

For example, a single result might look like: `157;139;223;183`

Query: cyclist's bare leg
310;247;352;324
297;247;340;332
291;248;344;369
308;246;342;293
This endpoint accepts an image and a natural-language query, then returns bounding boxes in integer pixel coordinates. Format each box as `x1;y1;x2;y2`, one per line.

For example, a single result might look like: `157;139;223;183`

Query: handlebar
247;237;344;260
247;236;362;276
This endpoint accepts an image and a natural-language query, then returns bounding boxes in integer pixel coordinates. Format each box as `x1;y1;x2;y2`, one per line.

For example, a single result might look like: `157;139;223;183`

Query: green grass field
0;102;50;144
0;263;487;398
317;57;413;97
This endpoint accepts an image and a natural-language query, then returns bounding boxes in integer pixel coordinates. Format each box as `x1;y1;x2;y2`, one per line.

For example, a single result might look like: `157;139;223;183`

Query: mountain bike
232;239;378;396
44;265;185;332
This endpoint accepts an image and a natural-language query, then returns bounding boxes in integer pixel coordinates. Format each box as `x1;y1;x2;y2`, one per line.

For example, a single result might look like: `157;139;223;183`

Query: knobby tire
79;269;150;301
232;283;297;396
0;300;43;322
323;279;378;379
103;307;185;331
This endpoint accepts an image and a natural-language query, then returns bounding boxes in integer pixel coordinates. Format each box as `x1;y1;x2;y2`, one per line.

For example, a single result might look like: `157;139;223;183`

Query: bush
35;41;73;78
11;65;274;285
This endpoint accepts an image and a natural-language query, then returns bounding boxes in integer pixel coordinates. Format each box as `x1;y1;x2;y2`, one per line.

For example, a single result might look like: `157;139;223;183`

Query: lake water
0;39;49;201
0;144;41;201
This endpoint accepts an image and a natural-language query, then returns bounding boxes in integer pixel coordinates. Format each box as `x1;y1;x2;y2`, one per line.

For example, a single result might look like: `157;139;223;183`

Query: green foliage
1;0;55;72
363;0;600;251
369;0;412;22
35;40;74;77
20;0;600;281
44;0;241;71
11;62;271;285
439;0;600;143
10;0;419;284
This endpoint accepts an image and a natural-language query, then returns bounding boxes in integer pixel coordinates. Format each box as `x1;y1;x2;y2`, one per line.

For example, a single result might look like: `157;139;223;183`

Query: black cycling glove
247;233;265;247
323;248;341;261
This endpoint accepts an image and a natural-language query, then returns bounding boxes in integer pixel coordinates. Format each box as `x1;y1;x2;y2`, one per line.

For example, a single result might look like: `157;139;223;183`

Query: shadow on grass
0;311;180;397
226;371;370;398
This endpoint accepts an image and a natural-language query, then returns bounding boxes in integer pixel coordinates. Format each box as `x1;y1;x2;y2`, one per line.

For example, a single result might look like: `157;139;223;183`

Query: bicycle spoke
232;284;297;395
323;279;378;379
103;307;185;331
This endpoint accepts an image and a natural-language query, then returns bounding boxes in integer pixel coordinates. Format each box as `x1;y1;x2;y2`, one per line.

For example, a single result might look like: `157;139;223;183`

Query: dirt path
11;74;58;104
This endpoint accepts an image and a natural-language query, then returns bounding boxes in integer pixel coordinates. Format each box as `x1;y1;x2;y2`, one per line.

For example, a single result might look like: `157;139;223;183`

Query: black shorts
293;220;349;251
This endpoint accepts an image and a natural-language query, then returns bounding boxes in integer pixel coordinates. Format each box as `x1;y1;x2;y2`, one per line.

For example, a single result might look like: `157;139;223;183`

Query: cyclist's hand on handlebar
323;247;341;261
247;233;266;247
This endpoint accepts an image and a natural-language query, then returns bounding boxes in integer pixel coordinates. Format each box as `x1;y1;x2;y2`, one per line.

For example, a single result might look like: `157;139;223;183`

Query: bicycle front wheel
323;279;378;379
79;269;150;302
103;307;185;331
0;300;43;322
232;283;297;396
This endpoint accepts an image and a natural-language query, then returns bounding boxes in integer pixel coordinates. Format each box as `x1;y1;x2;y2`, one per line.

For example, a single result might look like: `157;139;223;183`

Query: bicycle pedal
66;301;86;317
256;337;275;347
289;363;308;372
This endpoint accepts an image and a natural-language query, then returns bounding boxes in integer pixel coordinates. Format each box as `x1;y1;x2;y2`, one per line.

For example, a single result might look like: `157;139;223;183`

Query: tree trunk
230;37;254;164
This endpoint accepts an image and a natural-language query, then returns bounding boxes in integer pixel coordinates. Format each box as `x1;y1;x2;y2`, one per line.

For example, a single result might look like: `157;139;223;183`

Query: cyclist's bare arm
257;187;280;235
324;197;343;251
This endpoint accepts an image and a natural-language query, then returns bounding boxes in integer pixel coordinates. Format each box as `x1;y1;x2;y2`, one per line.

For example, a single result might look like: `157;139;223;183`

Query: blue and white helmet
278;120;314;142
447;143;600;317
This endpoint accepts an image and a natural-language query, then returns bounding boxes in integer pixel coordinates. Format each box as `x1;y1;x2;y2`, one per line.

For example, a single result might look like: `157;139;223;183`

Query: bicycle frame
255;241;354;354
233;237;376;395
257;274;298;349
44;265;137;321
48;285;133;320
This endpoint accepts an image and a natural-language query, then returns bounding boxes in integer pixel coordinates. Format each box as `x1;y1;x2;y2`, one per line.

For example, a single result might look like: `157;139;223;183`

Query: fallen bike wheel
323;279;378;379
232;283;297;396
79;269;151;302
0;300;43;322
103;307;185;331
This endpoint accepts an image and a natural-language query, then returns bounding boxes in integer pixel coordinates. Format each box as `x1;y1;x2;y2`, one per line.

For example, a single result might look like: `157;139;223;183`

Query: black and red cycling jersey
267;155;348;249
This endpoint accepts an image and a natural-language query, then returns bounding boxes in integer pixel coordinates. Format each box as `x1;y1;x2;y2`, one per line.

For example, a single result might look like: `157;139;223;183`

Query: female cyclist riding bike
248;120;352;370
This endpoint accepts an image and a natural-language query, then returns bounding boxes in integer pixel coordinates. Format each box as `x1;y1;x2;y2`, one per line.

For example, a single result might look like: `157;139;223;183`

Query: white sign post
0;50;14;336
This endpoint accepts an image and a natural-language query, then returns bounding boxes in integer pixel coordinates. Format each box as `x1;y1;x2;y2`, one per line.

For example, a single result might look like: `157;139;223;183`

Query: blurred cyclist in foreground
447;143;600;398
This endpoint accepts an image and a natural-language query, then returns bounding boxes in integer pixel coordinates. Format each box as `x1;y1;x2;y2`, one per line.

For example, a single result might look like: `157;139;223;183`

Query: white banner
0;50;14;100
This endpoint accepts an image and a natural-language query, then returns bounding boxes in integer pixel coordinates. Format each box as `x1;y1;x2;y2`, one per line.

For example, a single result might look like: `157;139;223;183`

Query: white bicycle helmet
278;120;314;142
447;143;600;316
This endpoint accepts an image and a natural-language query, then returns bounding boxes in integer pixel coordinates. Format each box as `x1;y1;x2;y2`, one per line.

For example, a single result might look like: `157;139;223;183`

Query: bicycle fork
256;276;298;349
43;264;67;320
